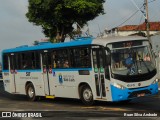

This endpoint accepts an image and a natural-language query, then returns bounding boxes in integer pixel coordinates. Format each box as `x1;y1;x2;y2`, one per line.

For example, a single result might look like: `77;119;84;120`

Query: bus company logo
26;72;30;76
59;73;63;84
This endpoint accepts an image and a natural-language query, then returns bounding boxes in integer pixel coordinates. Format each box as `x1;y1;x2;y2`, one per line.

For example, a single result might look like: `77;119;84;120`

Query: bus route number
123;42;133;47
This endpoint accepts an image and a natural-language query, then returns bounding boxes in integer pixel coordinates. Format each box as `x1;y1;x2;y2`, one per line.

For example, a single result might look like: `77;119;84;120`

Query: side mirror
105;47;111;65
106;54;111;65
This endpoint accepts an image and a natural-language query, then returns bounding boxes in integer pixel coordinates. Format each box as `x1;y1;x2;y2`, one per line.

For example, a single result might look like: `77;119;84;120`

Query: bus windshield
110;46;156;76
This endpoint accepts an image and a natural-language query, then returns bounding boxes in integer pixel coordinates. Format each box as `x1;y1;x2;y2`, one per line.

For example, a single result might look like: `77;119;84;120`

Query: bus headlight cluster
113;83;126;90
152;79;159;84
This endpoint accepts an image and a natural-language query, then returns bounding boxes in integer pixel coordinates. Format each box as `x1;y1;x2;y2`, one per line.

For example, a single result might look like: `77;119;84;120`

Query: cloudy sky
0;0;160;53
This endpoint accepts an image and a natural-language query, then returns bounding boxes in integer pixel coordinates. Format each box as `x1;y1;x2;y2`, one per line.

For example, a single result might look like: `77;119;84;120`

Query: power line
105;0;159;35
117;10;139;27
148;0;156;4
130;0;146;19
111;0;155;29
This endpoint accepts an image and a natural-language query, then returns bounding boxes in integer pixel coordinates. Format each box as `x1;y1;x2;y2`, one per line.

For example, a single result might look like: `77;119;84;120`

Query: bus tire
80;85;94;106
26;83;37;101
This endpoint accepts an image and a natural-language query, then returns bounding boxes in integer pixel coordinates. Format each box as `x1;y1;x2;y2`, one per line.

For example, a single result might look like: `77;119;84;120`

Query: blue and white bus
2;36;159;105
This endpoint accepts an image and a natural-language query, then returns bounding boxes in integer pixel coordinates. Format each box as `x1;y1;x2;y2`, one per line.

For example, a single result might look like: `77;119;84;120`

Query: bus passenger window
70;47;91;68
23;61;29;69
63;60;69;68
3;54;9;70
52;49;69;68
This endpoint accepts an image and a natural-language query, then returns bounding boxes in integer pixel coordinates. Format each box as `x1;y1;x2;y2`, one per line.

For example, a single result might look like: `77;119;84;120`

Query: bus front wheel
80;85;94;105
26;83;37;101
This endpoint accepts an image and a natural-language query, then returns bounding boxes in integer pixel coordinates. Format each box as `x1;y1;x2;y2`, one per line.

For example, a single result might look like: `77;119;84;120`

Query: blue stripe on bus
52;68;92;71
17;69;42;72
2;70;42;72
2;68;92;73
2;70;9;72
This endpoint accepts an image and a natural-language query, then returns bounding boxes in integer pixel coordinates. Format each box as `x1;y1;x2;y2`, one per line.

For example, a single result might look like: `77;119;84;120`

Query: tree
26;0;105;42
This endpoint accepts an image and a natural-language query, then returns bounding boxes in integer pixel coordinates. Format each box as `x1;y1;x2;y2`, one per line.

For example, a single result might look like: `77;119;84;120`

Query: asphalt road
0;81;159;120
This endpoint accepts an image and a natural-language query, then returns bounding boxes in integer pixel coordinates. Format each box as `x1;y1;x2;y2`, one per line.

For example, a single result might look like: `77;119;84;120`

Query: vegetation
26;0;105;42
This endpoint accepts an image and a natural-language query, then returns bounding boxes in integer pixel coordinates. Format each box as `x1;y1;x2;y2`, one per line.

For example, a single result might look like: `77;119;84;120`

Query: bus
2;36;159;105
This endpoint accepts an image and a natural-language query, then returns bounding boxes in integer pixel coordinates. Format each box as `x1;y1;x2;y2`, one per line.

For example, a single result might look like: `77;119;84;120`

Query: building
151;32;160;55
150;32;160;79
104;21;160;37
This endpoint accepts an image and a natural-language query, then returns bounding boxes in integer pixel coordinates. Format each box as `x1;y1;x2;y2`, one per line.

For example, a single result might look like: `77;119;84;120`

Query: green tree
26;0;105;42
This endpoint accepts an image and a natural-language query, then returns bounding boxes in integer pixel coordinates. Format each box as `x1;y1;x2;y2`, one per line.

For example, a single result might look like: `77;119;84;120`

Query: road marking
99;107;128;111
80;106;96;109
80;106;129;111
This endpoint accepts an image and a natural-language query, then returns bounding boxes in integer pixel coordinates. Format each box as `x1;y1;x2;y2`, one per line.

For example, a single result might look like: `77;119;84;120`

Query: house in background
103;21;160;37
151;32;160;55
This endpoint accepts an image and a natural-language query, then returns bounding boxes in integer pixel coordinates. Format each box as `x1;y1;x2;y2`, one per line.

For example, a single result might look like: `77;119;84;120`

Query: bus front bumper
110;83;158;102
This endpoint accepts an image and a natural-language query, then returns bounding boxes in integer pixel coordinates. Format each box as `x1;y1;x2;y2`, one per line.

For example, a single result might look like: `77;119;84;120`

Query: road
0;81;159;120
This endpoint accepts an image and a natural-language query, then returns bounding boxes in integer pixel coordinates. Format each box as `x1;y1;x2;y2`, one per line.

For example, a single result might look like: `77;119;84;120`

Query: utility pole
144;0;152;45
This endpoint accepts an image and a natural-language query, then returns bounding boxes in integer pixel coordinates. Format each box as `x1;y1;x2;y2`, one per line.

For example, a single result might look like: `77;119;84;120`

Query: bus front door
42;52;51;96
9;53;17;93
92;48;106;99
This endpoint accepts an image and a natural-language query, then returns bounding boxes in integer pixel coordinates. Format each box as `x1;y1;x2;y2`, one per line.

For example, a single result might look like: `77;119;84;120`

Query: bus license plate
137;93;145;97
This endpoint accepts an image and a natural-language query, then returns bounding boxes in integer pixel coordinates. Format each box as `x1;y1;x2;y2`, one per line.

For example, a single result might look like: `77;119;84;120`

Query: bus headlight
152;79;159;84
113;83;126;90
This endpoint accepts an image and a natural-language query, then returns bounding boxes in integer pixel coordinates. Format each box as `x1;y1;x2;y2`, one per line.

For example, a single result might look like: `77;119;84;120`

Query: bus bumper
110;83;159;102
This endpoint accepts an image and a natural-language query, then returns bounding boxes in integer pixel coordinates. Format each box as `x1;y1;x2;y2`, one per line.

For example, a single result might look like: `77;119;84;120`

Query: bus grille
128;90;151;98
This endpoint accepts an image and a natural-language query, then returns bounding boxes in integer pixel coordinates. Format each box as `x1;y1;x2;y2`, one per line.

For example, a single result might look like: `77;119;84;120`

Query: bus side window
52;51;57;68
3;54;9;70
52;49;69;68
35;52;41;69
70;47;91;68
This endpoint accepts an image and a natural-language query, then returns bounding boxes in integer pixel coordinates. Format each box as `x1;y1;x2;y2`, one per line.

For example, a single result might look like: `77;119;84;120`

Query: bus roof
93;36;147;46
2;37;92;53
2;36;147;53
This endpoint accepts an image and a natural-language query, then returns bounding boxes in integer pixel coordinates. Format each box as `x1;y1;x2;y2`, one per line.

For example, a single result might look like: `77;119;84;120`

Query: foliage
26;0;105;42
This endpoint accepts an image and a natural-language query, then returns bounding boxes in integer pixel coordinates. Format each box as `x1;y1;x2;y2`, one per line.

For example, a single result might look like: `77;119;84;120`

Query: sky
0;0;160;53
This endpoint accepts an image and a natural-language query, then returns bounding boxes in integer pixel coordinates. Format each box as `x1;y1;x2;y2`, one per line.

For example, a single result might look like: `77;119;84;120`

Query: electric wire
109;0;157;30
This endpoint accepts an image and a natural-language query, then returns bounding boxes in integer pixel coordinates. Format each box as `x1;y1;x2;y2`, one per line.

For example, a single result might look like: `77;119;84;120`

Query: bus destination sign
112;40;142;48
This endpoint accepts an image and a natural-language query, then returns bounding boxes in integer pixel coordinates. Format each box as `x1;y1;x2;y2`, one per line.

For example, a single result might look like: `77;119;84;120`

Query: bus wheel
26;83;37;101
80;85;94;106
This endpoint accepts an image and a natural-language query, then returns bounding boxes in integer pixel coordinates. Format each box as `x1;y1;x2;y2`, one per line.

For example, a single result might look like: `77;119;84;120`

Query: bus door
9;53;17;93
92;47;106;99
42;51;52;96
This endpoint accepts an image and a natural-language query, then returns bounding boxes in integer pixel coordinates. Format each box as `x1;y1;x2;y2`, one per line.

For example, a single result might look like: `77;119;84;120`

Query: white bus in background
2;36;159;105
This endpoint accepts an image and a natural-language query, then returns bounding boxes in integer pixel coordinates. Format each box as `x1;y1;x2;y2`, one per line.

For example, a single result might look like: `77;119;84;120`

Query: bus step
45;95;55;99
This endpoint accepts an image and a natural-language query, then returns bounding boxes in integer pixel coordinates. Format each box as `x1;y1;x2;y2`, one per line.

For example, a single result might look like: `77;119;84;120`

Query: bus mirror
106;55;111;65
